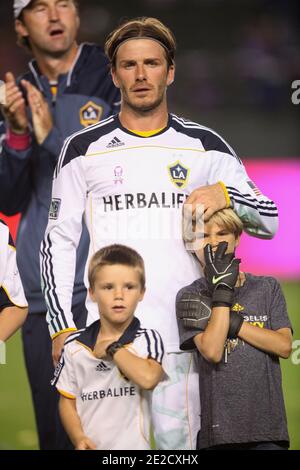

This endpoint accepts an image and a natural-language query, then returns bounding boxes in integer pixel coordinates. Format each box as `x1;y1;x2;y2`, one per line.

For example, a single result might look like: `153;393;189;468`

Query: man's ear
111;67;120;89
167;64;175;86
15;19;29;39
75;12;80;32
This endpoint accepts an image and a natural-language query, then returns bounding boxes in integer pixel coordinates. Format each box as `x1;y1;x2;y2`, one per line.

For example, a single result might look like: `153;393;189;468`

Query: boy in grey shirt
176;208;292;450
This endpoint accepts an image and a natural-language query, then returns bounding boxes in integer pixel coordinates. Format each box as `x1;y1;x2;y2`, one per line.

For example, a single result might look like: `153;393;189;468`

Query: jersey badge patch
114;166;124;185
79;101;103;127
168;161;190;189
49;198;61;220
232;303;244;312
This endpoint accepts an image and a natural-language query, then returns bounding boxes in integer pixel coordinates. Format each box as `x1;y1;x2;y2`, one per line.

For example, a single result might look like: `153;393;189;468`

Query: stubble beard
123;88;166;114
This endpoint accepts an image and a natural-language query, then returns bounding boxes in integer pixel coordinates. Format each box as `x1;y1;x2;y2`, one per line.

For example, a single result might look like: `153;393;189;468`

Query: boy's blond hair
88;244;145;291
207;208;243;238
104;17;176;69
184;208;243;244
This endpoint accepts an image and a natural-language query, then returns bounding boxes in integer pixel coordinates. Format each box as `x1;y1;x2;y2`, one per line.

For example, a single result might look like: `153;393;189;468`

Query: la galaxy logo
79;101;103;127
168;161;190;189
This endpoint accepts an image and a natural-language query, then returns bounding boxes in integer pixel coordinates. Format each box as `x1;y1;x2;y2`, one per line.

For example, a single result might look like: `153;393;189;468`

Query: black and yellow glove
204;241;240;308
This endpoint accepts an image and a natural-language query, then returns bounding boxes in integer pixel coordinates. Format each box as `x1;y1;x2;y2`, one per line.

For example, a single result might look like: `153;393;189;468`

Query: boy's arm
237;277;292;359
193;306;229;363
0;306;28;342
94;331;164;390
189;242;240;363
237;324;292;359
59;396;96;450
0;221;28;341
112;349;164;390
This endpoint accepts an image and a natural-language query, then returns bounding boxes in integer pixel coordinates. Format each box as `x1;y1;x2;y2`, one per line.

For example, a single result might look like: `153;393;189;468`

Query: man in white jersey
41;17;279;449
53;244;164;450
0;219;28;341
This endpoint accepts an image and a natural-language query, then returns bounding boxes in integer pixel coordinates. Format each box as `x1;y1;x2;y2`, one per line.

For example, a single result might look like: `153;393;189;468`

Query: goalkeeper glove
204;241;240;308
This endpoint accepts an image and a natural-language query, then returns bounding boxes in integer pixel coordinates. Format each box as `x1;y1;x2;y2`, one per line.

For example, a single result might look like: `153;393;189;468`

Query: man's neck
33;43;79;82
119;103;169;132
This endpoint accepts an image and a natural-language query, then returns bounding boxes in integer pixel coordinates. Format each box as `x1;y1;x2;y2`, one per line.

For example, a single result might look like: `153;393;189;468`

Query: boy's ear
89;287;95;302
139;287;146;301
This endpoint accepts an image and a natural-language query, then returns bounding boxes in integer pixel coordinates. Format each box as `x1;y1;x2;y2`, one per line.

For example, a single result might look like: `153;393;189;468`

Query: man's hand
184;182;228;222
1;72;28;134
75;436;97;450
52;331;73;366
204;242;240;307
21;79;53;144
176;291;211;330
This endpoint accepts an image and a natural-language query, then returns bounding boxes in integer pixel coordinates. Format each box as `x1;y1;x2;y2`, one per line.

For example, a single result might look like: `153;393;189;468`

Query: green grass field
0;281;299;450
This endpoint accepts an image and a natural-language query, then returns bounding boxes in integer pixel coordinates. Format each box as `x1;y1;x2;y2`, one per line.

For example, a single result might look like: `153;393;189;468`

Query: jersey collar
76;316;141;350
114;113;171;138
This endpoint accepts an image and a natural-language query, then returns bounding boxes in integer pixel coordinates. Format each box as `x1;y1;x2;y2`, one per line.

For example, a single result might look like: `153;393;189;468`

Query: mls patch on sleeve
49;198;61;220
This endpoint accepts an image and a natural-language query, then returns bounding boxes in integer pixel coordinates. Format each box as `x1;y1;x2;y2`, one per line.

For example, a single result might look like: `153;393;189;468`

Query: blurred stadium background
0;0;299;450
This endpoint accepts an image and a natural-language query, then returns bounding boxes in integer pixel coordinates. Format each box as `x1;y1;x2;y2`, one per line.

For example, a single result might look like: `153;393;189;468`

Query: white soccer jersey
0;220;27;310
41;114;278;348
53;321;164;450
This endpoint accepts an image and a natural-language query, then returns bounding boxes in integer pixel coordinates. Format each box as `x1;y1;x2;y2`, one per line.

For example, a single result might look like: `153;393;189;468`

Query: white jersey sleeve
0;220;27;309
208;150;278;239
40;138;87;338
171;116;278;239
52;343;78;399
130;328;165;365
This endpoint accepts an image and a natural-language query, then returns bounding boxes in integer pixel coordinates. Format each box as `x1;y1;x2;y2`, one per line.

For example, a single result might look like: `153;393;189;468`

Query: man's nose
136;64;146;81
49;6;59;22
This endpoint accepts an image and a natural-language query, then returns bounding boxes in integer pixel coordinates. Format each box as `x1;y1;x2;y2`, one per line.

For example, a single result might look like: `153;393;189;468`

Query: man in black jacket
0;0;119;449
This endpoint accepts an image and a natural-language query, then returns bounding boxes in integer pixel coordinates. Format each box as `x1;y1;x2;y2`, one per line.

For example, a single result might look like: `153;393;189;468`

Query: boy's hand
75;436;97;450
176;291;211;330
94;338;119;359
204;242;240;307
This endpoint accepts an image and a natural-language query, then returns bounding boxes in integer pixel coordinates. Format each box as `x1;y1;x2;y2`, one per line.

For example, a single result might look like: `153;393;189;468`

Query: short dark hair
88;244;146;290
105;17;176;69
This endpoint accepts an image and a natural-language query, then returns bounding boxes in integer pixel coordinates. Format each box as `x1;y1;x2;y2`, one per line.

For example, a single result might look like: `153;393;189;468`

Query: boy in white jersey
0;219;28;342
53;244;164;450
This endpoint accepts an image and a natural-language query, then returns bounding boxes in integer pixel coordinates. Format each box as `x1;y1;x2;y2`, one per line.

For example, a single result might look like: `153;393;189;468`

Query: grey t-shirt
176;274;292;449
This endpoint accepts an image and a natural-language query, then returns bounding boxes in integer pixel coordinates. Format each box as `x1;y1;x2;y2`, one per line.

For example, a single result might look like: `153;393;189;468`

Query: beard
122;87;166;114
